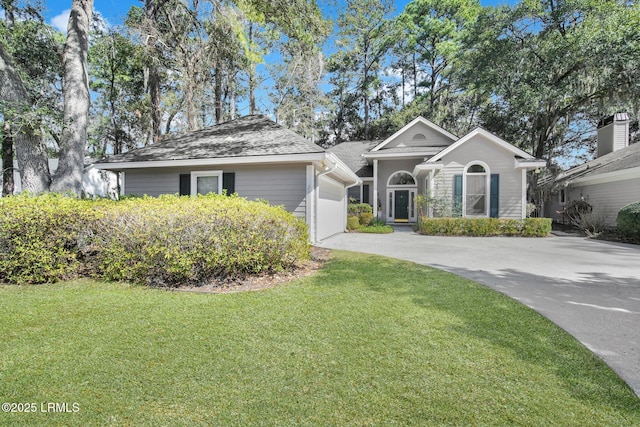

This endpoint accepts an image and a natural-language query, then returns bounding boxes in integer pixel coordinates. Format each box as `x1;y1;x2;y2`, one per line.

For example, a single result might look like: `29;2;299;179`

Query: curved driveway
319;228;640;396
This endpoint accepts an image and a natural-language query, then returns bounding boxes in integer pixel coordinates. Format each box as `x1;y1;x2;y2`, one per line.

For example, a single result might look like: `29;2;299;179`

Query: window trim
387;170;417;187
190;170;223;196
463;161;490;217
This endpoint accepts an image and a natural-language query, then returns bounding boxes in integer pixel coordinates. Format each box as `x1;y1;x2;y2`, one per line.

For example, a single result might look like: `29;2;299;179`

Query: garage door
317;174;346;241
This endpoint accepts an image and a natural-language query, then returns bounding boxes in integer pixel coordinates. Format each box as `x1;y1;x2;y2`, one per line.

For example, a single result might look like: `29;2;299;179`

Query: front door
394;190;409;222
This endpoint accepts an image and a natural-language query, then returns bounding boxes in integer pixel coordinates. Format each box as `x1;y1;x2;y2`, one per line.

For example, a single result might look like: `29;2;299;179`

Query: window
190;171;223;196
388;171;416;186
559;189;566;204
464;163;488;217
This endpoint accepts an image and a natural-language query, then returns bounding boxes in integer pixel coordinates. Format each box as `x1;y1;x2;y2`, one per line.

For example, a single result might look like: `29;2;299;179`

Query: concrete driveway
319;228;640;397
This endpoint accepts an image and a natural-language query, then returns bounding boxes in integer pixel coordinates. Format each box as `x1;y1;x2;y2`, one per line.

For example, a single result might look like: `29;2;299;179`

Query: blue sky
31;0;514;33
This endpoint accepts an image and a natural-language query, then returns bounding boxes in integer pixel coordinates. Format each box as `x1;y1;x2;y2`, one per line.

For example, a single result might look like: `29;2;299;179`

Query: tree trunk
50;0;93;196
2;122;14;196
0;44;51;194
145;0;162;143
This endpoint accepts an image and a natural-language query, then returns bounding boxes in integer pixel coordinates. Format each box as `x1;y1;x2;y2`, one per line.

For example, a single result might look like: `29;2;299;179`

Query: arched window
388;171;416;186
464;163;488;216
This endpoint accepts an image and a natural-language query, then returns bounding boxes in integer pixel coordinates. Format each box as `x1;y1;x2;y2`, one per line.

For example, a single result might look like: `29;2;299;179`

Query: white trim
521;169;527;219
516;159;546;169
363;151;440;159
93;153;326;170
386;188;418;223
373;159;379;217
412;162;444;176
371;116;458;152
306;165;315;243
430;128;537;163
569;166;640;186
462;161;490;217
190;170;223;195
386;170;417;187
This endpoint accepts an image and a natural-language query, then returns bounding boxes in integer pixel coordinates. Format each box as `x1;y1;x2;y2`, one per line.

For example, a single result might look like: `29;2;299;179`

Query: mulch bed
172;247;331;294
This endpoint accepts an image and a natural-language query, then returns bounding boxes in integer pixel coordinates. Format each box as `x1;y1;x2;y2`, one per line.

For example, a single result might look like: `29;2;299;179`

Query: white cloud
51;9;71;33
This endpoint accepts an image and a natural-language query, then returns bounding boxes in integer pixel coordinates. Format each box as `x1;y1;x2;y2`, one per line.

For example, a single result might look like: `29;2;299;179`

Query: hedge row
416;217;552;237
0;194;309;286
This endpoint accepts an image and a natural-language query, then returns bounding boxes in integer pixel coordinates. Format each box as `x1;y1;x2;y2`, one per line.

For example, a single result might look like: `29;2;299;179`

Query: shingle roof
96;115;325;164
327;140;379;177
556;141;640;182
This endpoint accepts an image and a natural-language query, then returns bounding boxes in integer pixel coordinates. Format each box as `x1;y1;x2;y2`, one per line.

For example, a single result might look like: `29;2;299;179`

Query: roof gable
96;115;325;165
428;127;537;163
371;116;458;152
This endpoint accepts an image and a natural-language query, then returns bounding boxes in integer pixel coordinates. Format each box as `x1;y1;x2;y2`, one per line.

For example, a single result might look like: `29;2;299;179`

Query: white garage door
317;174;346;241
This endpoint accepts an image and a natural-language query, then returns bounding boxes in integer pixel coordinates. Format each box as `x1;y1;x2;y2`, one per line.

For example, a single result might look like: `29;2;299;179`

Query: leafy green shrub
417;217;551;237
369;217;387;227
91;195;309;287
347;216;361;231
348;203;373;216
0;194;104;284
617;201;640;238
0;194;309;287
359;212;373;226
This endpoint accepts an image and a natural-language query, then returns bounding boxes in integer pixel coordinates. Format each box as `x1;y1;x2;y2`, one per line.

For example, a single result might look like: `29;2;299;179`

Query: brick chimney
597;113;630;157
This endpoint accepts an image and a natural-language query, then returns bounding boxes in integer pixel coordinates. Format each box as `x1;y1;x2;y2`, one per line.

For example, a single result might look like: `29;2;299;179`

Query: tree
50;0;93;195
323;0;395;143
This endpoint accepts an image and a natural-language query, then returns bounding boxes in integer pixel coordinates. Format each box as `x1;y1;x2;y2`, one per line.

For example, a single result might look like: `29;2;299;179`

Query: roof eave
93;152;327;170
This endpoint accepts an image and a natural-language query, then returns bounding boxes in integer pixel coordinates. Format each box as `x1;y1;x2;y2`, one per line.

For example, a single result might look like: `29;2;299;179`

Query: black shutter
179;174;191;196
490;174;500;218
222;172;235;195
453;174;463;217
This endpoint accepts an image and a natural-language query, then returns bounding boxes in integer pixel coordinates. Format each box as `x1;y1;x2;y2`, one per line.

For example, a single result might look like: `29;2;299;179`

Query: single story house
543;113;640;226
94;115;360;243
328;116;546;222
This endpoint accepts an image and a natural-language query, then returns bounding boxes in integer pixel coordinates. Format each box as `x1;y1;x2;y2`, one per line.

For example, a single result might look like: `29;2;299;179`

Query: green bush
359;212;373;226
0;194;309;286
617;201;640;238
416;217;551;237
0;194;104;284
90;195;309;287
348;203;373;216
347;216;361;231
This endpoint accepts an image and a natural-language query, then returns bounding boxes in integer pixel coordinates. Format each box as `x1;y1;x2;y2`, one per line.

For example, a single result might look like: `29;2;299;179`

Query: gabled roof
95;115;325;166
555;141;640;184
327;140;379;177
371;116;458;152
428;127;539;163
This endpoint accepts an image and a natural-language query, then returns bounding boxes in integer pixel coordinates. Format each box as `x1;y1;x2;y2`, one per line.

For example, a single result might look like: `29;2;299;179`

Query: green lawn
1;251;638;426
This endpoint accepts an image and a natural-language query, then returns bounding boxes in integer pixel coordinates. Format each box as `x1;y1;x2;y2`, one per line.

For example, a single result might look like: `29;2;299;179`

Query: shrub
416;217;551;237
347;216;361;231
0;194;309;287
564;200;592;225
90;195;309;287
348;203;373;216
617;201;640;238
359;212;373;226
0;194;104;284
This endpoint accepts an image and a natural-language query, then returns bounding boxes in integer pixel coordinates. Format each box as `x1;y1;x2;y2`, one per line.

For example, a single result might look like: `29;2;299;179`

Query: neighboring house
543;113;640;226
329;116;546;223
94;115;360;243
0;158;118;198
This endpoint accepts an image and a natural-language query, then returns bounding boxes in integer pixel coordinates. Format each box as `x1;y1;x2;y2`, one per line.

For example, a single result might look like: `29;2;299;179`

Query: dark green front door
394;190;409;222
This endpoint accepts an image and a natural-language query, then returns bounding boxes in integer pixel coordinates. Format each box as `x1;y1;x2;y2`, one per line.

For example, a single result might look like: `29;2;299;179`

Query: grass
1;251;639;426
353;224;394;234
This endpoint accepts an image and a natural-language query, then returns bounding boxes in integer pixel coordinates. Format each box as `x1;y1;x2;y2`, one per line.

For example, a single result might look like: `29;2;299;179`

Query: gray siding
124;164;308;219
567;178;640;227
439;134;524;218
383;121;455;149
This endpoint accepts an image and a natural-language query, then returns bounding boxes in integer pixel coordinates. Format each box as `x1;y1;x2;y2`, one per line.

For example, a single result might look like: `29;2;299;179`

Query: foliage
564;199;593;225
416;217;552;237
617;201;640;239
357;224;394;234
416;191;461;221
347;215;361;230
1;252;639;425
0;194;103;284
0;194;309;286
348;203;373;216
